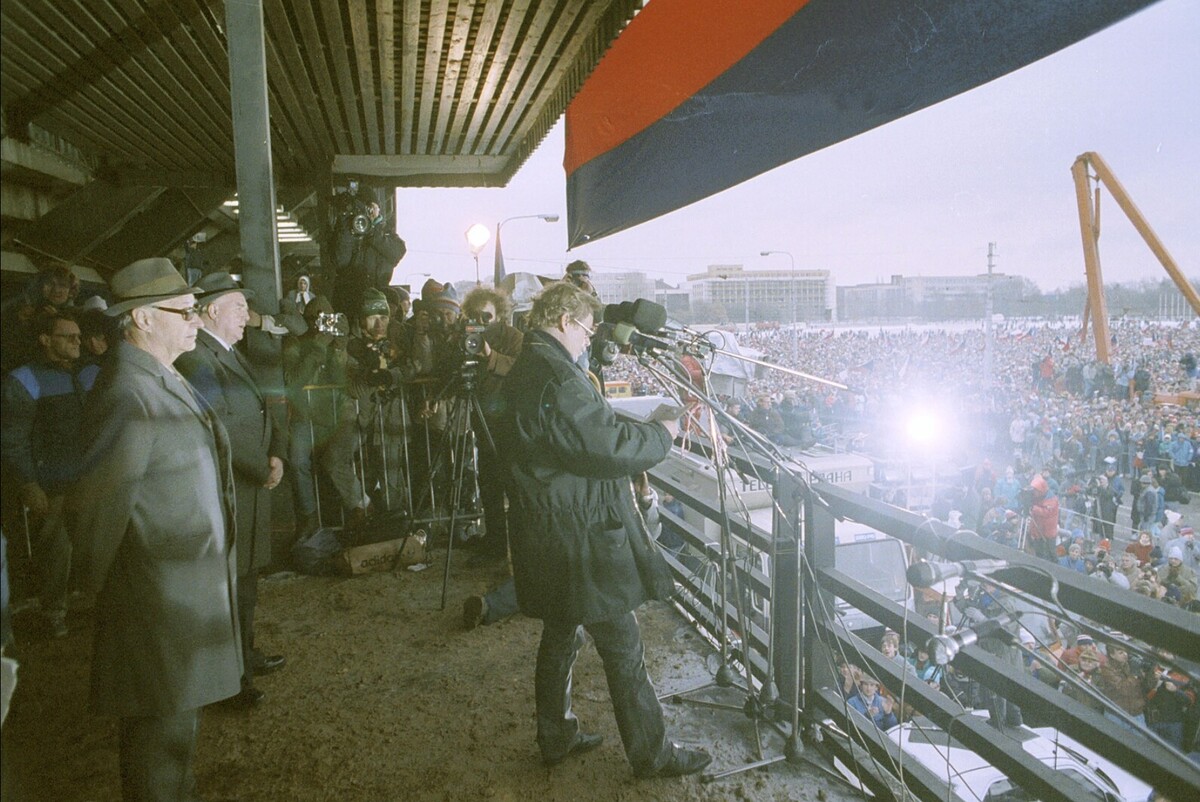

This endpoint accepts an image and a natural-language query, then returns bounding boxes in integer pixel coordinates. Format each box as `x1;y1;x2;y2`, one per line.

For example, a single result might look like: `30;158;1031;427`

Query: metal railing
646;441;1200;802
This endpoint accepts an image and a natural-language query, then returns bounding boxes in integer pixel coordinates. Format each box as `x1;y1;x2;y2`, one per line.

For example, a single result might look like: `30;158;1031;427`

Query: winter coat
70;342;241;715
1;358;99;492
177;330;286;575
1028;482;1059;543
500;330;675;625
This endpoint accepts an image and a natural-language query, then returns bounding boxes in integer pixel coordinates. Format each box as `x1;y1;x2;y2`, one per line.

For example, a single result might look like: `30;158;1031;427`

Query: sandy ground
2;547;865;802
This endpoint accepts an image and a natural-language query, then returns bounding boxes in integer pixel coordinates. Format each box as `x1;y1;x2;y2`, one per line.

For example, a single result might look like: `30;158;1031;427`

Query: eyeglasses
154;304;202;322
569;317;595;338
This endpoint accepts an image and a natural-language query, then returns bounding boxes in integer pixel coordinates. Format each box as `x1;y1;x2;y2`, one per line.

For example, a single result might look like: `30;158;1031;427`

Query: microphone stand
633;342;830;781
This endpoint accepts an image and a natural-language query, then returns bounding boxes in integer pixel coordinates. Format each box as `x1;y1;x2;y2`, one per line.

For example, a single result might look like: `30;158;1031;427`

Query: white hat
1169;546;1184;560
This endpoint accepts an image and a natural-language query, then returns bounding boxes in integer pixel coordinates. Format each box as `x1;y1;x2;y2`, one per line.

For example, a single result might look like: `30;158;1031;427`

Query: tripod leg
439;402;470;610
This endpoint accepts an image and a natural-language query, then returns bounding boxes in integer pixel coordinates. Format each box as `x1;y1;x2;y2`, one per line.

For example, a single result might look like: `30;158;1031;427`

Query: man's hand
20;481;49;518
660;418;680;441
264;457;284;490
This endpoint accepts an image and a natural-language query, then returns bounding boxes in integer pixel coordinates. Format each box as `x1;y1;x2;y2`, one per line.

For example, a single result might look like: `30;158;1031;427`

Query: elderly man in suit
177;272;286;707
72;258;241;802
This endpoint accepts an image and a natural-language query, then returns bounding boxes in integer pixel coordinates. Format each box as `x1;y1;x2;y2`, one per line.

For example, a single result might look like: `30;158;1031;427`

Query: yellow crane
1071;151;1198;364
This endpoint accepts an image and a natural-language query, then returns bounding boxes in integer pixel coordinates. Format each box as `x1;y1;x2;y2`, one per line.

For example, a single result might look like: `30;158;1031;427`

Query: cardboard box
341;530;428;575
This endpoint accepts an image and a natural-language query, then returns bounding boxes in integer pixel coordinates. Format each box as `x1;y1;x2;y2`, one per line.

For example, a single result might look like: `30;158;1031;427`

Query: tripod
407;359;493;610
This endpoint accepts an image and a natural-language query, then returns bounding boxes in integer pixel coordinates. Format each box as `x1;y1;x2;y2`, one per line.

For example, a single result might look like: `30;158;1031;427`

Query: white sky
394;0;1198;293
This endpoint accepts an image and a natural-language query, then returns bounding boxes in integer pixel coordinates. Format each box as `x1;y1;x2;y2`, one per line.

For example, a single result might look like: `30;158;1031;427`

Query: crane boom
1071;151;1198;364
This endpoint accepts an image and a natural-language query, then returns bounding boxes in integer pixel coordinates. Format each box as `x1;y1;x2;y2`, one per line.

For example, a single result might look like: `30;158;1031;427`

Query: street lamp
761;250;797;363
465;223;491;284
495;213;558;285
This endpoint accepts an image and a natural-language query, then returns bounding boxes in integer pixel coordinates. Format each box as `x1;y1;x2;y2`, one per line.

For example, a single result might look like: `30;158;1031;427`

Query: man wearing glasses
71;258;241;802
1;309;99;638
499;281;711;779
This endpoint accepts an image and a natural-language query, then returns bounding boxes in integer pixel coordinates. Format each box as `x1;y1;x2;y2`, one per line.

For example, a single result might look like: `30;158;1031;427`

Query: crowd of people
836;620;1199;753
1;252;1198;795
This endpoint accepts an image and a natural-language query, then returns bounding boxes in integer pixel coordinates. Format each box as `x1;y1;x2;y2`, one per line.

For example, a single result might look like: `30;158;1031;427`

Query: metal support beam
225;0;280;311
1072;155;1111;363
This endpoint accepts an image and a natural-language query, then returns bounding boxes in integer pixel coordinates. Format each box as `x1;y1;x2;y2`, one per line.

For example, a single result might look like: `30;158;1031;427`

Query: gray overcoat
72;341;242;716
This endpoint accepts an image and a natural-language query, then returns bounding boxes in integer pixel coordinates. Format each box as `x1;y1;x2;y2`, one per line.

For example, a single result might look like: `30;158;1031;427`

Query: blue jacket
1;359;99;491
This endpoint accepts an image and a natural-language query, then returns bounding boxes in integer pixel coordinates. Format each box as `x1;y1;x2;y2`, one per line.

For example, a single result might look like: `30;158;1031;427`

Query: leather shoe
636;746;712;779
214;686;264;710
543;732;604;766
251;653;286;676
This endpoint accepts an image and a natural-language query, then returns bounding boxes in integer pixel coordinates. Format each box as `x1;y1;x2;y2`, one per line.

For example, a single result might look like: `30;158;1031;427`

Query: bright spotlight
905;411;939;447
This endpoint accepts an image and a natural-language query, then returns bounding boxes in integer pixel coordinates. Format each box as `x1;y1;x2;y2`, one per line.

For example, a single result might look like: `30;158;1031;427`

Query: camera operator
460;287;523;563
388;280;472;523
330;187;407;318
319;289;409;532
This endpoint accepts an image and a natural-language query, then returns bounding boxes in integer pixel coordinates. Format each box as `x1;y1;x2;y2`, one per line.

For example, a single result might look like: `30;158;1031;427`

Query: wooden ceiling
0;0;640;190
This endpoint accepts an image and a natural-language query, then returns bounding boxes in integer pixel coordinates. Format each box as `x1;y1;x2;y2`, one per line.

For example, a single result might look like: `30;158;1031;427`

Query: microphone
612;322;677;353
628;298;668;333
927;612;1019;665
906;559;1010;588
603;299;670;334
603;302;635;325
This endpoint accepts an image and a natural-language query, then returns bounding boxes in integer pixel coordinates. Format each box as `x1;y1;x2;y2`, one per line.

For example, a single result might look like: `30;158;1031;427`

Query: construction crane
1071;151;1199;364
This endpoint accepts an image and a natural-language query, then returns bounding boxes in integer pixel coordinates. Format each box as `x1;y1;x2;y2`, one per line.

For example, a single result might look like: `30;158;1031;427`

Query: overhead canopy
564;0;1158;248
0;1;641;277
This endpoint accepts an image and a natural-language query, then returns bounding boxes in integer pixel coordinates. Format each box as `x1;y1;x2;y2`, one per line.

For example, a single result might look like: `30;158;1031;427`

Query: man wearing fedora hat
71;258;241;801
177;272;288;707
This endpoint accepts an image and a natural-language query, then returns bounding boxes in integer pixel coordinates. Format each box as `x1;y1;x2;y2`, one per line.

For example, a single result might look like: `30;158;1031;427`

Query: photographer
282;296;348;540
320;289;409;531
330;189;407;317
460;287;523;563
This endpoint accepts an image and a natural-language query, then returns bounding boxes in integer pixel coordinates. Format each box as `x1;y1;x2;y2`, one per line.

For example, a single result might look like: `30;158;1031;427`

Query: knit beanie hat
426;283;460;315
359;288;390;317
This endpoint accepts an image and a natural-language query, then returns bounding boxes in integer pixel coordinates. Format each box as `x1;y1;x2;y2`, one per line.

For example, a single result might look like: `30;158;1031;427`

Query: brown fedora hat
195;271;255;303
105;258;198;316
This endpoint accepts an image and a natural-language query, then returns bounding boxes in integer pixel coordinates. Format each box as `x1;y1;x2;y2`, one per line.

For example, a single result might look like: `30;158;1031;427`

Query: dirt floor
2;546;866;802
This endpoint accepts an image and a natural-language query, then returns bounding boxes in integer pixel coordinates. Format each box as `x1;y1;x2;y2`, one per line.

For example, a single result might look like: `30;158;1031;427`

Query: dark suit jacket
177;328;286;575
71;341;241;716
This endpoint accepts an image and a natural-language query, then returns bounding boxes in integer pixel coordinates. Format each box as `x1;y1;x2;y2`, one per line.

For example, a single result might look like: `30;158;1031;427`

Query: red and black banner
565;0;1157;248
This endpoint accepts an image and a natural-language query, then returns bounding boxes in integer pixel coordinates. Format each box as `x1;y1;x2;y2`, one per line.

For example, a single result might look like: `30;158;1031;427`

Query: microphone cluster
602;298;711;356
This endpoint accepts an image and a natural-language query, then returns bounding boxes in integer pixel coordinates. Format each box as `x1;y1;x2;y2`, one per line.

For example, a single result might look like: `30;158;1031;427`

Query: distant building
654;279;690;318
590;269;657;305
688;264;833;323
837;273;1024;321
